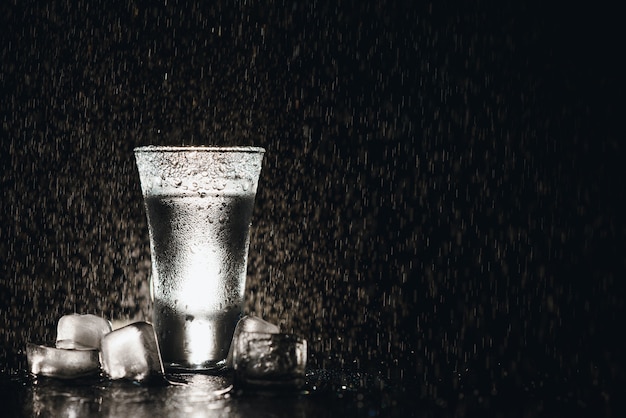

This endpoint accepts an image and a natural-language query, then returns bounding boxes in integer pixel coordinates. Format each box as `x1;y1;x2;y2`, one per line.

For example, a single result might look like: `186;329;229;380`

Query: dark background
1;0;624;410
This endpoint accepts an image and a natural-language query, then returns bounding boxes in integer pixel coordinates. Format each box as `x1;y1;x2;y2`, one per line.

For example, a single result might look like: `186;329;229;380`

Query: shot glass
134;146;265;370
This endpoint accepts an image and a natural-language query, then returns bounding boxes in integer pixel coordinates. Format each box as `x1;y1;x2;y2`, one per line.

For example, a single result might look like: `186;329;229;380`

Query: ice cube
56;314;112;350
99;322;164;381
26;343;100;379
226;315;280;368
232;332;307;389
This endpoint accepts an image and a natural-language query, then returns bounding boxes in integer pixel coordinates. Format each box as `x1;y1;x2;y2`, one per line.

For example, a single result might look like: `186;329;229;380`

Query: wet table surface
1;369;615;417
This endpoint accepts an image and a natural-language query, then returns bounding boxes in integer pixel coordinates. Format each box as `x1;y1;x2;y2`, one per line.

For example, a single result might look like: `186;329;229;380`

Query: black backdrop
1;0;624;407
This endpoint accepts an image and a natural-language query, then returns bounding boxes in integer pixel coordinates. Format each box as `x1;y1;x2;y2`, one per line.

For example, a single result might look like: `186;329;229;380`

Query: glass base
165;359;228;374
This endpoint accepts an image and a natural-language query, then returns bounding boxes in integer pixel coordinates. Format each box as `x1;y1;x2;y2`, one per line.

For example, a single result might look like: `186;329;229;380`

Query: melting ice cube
26;343;100;379
100;322;164;381
56;314;112;350
226;315;280;368
232;332;307;389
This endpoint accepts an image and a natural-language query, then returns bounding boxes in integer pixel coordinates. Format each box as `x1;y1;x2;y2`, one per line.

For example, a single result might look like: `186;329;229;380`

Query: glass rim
134;145;265;154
